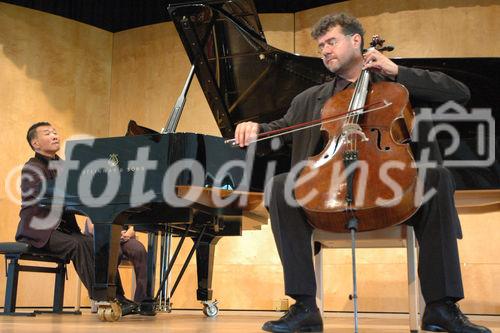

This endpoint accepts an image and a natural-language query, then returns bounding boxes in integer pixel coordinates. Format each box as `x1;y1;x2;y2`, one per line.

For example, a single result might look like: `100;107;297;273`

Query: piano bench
0;242;81;316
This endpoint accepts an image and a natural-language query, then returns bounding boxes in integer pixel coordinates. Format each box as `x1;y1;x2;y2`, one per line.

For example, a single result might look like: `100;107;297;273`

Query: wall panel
295;0;500;58
0;3;112;307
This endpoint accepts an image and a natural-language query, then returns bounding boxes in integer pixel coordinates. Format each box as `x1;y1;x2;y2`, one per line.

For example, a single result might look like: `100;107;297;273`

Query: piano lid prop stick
162;64;196;134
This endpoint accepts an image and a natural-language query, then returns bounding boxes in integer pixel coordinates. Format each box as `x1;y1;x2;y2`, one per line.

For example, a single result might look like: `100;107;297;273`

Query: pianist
234;13;490;333
15;121;136;315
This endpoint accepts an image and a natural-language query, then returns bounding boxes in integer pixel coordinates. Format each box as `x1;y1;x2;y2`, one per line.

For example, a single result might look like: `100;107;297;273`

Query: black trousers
43;230;126;300
43;230;96;298
119;238;148;302
267;167;464;304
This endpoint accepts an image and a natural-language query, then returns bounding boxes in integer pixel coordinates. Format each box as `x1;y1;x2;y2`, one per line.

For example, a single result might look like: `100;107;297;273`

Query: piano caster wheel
97;301;122;322
202;300;219;318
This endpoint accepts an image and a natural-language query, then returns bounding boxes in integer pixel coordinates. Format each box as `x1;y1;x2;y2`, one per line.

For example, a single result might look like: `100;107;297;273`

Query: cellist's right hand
234;121;259;147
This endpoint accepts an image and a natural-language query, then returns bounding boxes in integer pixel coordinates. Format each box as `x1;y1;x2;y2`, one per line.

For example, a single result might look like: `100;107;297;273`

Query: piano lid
169;0;500;191
168;0;333;139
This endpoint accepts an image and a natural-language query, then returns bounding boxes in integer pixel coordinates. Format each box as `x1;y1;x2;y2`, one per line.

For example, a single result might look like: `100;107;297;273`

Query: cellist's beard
327;57;363;79
324;55;355;75
323;56;341;73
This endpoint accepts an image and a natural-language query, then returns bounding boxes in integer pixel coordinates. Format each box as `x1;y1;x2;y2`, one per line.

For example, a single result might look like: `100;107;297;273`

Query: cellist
234;13;490;333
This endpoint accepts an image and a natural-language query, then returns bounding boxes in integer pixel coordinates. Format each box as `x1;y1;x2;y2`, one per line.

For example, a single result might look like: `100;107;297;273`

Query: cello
294;36;421;233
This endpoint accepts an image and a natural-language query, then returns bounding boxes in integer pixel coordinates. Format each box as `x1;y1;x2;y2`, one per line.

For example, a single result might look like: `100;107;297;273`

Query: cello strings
346;66;369;213
350;74;363;152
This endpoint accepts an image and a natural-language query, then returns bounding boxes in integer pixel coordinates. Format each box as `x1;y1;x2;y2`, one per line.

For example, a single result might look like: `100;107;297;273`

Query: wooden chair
313;225;423;333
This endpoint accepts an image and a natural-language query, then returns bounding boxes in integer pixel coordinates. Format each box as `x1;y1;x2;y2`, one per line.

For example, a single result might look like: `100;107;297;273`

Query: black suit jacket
16;153;80;248
259;65;470;168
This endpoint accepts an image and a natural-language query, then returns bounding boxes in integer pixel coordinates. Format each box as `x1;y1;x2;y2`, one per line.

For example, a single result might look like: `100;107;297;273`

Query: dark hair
27;121;51;150
311;12;365;51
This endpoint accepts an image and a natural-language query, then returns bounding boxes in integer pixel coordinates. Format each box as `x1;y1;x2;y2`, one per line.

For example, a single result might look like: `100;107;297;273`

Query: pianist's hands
234;121;259;147
121;226;136;241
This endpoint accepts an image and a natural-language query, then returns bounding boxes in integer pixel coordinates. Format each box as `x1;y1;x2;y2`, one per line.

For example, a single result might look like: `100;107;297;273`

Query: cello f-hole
370;128;391;151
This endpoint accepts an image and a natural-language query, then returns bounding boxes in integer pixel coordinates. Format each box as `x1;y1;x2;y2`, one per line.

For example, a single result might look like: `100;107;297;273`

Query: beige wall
0;1;499;315
109;23;219;137
295;0;500;58
0;3;113;307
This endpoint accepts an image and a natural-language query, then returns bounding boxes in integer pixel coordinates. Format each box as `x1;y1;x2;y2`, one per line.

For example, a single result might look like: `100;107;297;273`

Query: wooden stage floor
0;310;498;332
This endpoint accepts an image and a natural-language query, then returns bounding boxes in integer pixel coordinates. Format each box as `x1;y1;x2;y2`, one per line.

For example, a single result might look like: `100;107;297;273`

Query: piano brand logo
108;154;119;167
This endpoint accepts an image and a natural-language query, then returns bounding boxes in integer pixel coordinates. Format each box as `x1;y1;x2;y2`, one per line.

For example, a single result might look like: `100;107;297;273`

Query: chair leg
419;289;426;324
314;243;324;315
406;226;420;333
74;275;82;312
418;245;426;323
52;263;66;312
4;257;20;313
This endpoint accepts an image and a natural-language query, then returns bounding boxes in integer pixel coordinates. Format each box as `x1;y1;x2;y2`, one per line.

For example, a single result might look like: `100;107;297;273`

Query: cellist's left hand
363;49;399;80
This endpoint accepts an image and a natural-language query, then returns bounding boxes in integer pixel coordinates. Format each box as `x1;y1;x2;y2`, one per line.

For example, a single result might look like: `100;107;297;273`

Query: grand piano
42;0;499;321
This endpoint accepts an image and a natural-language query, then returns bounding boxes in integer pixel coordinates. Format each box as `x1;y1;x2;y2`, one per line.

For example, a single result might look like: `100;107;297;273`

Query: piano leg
146;232;158;299
195;234;221;316
92;223;122;301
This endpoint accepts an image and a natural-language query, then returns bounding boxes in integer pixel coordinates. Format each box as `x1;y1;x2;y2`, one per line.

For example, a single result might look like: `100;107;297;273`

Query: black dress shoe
138;299;157;316
422;301;491;333
262;302;323;333
120;299;139;316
